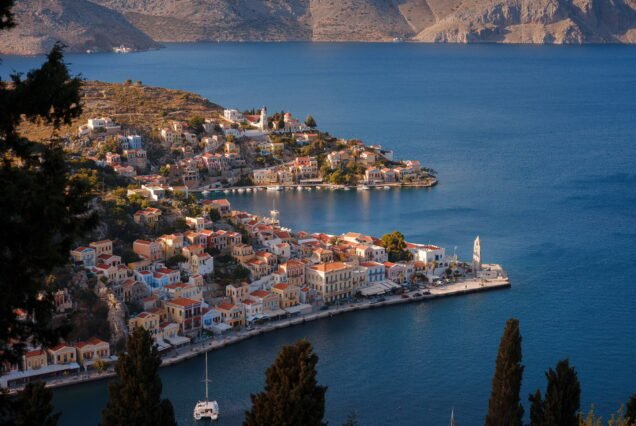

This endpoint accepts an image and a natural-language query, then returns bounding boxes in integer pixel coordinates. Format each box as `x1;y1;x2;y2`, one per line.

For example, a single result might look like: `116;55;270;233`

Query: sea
2;42;636;425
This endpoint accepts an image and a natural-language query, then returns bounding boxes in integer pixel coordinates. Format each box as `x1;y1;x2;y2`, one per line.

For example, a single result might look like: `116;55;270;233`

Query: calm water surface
3;43;636;425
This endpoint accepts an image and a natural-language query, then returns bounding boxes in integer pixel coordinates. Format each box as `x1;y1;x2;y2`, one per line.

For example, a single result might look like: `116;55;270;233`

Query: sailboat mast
205;351;209;401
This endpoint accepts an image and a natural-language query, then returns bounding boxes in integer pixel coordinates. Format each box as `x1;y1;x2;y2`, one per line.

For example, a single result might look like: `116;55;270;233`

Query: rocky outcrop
0;0;159;55
2;0;635;54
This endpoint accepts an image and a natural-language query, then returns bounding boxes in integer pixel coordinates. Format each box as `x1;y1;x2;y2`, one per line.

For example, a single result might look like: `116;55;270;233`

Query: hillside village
1;82;461;389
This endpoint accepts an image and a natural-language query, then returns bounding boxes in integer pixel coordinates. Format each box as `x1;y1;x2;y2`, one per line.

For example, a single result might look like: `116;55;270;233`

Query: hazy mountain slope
413;0;636;43
4;0;635;53
95;0;313;41
0;0;159;55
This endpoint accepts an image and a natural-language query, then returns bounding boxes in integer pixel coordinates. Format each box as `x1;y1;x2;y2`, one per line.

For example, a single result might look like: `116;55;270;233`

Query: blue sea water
2;43;636;425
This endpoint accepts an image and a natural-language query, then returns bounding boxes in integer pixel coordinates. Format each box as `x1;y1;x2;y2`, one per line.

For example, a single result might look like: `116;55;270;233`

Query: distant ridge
0;0;159;55
2;0;635;55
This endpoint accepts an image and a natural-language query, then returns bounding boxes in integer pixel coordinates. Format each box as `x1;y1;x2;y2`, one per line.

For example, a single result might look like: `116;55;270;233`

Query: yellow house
271;283;300;308
128;311;161;338
90;240;113;257
75;337;110;366
22;348;47;371
216;302;244;328
47;344;77;365
306;262;354;303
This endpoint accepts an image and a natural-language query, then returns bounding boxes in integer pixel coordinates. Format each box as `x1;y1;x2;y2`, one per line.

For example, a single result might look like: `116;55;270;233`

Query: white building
223;109;244;122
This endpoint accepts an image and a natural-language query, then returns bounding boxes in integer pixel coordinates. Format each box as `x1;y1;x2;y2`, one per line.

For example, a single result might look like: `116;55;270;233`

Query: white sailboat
449;408;457;426
193;352;219;421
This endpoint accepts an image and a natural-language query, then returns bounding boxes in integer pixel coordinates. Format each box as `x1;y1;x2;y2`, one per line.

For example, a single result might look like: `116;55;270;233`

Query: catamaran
193;352;219;421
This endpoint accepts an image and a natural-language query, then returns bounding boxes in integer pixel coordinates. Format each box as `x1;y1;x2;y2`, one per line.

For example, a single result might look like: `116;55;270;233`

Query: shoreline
191;177;438;194
35;276;509;393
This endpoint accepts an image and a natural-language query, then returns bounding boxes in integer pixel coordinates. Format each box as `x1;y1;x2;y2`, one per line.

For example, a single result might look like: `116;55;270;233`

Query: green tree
485;318;524;426
13;382;61;426
0;0;97;379
380;231;413;262
529;359;581;426
305;115;317;128
188;115;205;133
209;208;221;221
102;328;176;426
244;339;326;426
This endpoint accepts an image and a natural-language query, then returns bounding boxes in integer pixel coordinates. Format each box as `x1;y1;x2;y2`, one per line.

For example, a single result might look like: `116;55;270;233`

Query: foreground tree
529;359;580;426
1;0;97;422
244;339;327;426
626;395;636;425
485;318;524;426
13;382;60;426
102;328;176;426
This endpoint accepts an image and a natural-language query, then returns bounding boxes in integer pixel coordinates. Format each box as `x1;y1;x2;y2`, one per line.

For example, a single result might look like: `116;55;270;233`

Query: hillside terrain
0;0;159;55
18;80;222;142
1;0;635;54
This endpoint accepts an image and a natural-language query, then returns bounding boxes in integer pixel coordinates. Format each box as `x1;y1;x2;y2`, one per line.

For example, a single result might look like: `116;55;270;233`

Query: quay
27;276;508;393
190;177;438;194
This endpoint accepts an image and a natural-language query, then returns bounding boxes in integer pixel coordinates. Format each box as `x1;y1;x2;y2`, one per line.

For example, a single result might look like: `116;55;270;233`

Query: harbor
25;274;509;393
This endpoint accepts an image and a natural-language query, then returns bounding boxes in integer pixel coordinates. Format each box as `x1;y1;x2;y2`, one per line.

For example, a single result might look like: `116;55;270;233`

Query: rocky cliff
2;0;635;55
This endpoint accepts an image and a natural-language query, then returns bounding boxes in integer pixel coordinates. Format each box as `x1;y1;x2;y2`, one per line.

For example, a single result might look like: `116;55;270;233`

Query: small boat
267;186;282;192
316;186;322;191
193;352;219;421
202;190;210;197
384;186;390;190
296;186;302;191
343;186;351;191
223;189;230;194
357;185;370;191
237;188;245;194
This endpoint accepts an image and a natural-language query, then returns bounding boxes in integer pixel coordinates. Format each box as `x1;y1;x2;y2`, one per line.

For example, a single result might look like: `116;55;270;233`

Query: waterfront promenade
28;276;509;393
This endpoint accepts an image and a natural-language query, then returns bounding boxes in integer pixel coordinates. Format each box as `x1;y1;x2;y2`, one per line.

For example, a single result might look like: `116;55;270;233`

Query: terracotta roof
250;290;269;298
217;302;236;311
167;298;199;308
309;262;348;273
49;343;73;352
25;349;45;357
273;283;289;290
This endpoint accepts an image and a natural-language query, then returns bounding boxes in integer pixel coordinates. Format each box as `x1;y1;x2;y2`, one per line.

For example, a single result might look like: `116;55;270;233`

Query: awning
211;323;232;333
164;336;190;346
264;308;287;317
284;304;312;315
0;362;80;387
153;338;172;351
359;280;400;296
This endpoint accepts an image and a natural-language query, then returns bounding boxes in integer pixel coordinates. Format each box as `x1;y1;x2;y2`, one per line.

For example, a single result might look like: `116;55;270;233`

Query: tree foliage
0;0;97;375
13;382;60;426
485;318;524;426
305;115;317;128
627;395;636;425
380;231;413;262
102;328;176;426
529;359;581;426
244;339;327;426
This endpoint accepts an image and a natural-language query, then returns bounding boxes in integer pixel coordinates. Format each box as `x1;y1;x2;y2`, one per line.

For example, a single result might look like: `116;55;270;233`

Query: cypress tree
244;339;327;426
528;389;544;426
101;328;176;426
529;359;580;426
485;318;524;426
13;382;60;426
627;394;636;425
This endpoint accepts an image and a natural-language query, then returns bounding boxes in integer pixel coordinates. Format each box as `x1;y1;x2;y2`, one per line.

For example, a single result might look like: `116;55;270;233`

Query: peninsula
0;80;508;391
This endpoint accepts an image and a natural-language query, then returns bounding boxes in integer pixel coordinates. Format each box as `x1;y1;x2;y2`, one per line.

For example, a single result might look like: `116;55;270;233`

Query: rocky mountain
2;0;635;55
0;0;159;55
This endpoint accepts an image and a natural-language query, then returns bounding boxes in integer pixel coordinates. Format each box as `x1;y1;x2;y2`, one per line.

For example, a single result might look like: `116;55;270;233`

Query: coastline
191;177;439;194
35;276;509;393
